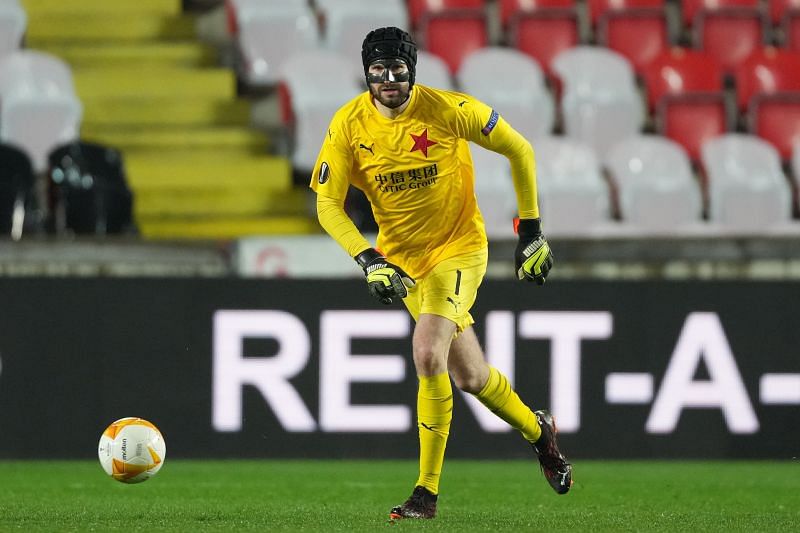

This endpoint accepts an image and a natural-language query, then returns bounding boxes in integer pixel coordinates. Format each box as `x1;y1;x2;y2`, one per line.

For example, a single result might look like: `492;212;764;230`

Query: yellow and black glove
355;248;416;304
514;218;554;285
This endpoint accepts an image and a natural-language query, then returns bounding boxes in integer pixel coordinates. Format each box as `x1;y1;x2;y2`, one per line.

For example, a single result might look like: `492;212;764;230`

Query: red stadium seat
658;94;728;162
419;11;488;74
499;0;576;27
769;0;800;26
407;0;484;29
643;49;728;161
642;48;724;111
734;47;800;110
735;47;800;158
588;0;664;27
682;0;759;27
598;7;670;74
750;95;800;160
508;4;580;78
694;7;766;72
784;10;800;50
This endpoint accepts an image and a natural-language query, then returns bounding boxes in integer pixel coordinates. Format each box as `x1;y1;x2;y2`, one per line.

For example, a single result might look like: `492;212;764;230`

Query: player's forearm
508;143;539;219
316;193;372;258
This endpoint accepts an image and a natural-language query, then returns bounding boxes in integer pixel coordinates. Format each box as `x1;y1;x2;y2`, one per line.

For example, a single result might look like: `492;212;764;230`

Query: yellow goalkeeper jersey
310;84;537;278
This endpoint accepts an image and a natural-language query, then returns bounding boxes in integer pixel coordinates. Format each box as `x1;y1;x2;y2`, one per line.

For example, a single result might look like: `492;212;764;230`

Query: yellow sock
415;372;452;495
474;366;541;443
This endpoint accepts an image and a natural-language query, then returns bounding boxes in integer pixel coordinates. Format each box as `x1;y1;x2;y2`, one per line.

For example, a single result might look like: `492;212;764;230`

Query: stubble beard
370;83;410;109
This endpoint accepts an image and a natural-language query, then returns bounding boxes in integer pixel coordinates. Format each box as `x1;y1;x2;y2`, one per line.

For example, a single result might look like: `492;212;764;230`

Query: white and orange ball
98;417;166;484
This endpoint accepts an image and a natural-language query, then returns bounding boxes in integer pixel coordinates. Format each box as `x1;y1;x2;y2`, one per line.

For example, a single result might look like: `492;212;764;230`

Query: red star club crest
409;128;437;157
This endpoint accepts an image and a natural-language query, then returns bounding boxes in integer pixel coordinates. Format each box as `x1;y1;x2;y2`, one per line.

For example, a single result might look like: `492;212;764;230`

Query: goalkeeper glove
514;218;554;285
354;248;416;304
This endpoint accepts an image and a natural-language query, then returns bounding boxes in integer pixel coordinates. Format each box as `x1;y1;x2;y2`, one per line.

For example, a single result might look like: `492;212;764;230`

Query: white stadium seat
415;50;454;91
0;0;26;59
235;0;319;86
279;49;363;172
533;136;611;235
457;47;554;142
605;135;703;232
0;51;82;173
552;46;644;158
702;134;792;232
317;0;410;73
472;145;517;239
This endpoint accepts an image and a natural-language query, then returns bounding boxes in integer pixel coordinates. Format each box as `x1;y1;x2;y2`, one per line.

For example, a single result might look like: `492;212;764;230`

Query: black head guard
361;27;417;87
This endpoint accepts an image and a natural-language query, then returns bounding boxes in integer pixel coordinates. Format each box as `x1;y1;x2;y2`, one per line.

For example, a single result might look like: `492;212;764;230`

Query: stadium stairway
21;0;316;239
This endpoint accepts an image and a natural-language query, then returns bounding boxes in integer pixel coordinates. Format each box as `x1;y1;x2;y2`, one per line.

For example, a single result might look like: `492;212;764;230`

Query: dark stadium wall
0;279;797;459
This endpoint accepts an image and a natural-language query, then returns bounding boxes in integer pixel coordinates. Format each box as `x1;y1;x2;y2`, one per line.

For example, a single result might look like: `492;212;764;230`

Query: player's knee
451;370;484;394
412;345;446;375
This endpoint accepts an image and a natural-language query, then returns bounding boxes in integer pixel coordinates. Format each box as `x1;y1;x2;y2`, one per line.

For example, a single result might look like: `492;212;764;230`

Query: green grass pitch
1;460;798;531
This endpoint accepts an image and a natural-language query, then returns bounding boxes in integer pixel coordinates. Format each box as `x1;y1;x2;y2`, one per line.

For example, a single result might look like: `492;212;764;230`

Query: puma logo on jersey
359;143;375;155
446;297;461;313
458;100;467;107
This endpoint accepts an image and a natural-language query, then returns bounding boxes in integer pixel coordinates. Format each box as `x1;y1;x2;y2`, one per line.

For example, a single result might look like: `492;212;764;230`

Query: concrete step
26;13;195;43
22;0;182;15
134;188;308;218
80;127;269;155
139;216;319;239
73;67;236;100
42;43;217;69
83;99;250;127
124;153;292;192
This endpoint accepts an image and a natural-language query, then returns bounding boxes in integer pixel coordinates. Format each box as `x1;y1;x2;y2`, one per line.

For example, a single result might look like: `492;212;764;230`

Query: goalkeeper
310;26;572;520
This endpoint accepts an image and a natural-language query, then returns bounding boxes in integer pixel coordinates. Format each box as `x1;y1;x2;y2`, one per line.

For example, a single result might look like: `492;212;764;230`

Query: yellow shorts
402;248;488;332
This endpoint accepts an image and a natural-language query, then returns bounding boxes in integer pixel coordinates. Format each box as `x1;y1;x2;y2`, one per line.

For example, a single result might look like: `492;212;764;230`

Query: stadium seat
690;1;766;72
770;0;800;26
552;46;644;158
233;1;319;87
503;0;579;79
0;142;35;239
0;0;25;59
588;0;665;26
279;50;363;172
408;0;484;29
681;0;760;27
471;146;517;239
418;10;488;74
0;51;83;173
456;47;555;142
596;4;670;74
641;47;724;112
734;47;800;110
605;135;703;230
641;48;728;162
533;136;612;234
748;94;800;161
702;134;792;230
733;47;800;159
317;0;409;67
657;94;728;163
46;141;135;235
416;50;454;90
783;9;800;51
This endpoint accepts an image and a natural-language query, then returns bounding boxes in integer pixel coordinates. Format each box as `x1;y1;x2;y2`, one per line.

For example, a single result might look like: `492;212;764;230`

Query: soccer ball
98;417;166;484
